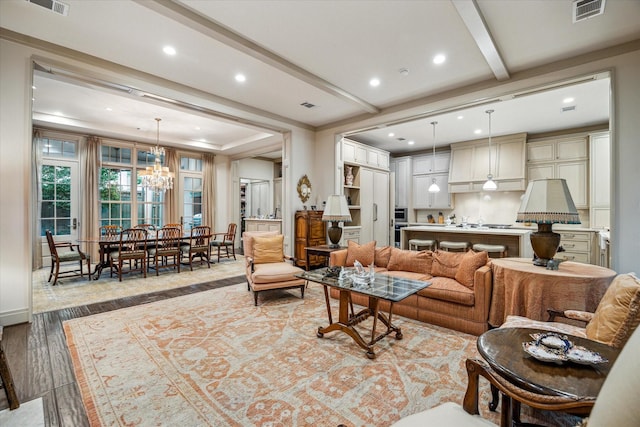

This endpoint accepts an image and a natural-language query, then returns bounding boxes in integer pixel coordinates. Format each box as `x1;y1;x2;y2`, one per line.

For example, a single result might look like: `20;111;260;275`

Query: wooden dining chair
148;227;182;276
210;223;237;262
183;225;211;270
45;230;90;286
109;228;148;281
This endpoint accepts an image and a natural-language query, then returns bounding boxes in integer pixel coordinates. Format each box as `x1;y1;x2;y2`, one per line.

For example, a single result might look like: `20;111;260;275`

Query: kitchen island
400;225;532;258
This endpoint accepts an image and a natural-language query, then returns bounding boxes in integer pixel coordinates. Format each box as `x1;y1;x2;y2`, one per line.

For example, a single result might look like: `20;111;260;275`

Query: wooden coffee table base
317;286;402;359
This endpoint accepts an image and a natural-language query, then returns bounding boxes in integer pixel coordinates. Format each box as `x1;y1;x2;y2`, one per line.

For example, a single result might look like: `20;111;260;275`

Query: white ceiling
1;0;639;157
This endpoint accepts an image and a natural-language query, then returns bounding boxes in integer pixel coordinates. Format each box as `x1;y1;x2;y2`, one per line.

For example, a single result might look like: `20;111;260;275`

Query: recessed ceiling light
563;97;575;103
369;78;381;87
163;46;176;56
105;107;112;111
199;138;207;143
433;54;446;65
235;73;246;83
408;140;415;145
388;132;395;137
474;129;482;134
457;115;464;120
32;85;37;90
194;126;201;130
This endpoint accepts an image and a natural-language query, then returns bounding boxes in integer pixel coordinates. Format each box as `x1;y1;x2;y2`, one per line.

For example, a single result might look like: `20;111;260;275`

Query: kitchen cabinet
391;156;411;208
340;227;361;245
527;136;588;208
590;132;610;229
294;210;326;269
448;133;527;192
244;219;282;233
557;230;596;265
412;152;450;175
342;138;389;170
360;168;390;245
413;173;452;209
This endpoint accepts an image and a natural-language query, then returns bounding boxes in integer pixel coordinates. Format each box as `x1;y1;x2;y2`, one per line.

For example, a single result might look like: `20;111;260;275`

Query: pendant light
140;118;175;194
482;109;497;191
428;121;440;193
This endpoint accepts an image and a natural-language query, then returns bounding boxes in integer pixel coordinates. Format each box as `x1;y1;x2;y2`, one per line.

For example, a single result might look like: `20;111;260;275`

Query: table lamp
322;195;352;248
516;179;580;266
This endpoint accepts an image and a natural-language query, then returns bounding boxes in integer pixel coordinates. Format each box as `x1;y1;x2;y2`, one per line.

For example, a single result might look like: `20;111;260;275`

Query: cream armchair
242;231;306;306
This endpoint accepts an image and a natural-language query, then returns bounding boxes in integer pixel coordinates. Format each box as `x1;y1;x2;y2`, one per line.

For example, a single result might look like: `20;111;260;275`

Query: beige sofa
329;241;493;335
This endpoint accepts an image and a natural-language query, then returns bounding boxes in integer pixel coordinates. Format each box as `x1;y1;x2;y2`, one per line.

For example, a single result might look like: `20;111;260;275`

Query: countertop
405;223;603;232
243;218;282;221
402;225;531;236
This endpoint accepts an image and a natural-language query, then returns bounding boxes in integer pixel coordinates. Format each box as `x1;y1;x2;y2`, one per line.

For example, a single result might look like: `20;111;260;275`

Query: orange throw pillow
387;248;432;274
375;246;393;268
454;250;488;289
252;235;284;264
345;240;376;267
431;250;465;279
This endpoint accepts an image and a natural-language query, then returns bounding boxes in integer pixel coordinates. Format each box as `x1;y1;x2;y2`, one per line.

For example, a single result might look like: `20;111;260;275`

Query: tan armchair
501;272;640;348
242;231;305;306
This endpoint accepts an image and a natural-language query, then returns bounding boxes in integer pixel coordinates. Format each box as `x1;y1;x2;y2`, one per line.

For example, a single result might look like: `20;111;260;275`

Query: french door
180;173;203;231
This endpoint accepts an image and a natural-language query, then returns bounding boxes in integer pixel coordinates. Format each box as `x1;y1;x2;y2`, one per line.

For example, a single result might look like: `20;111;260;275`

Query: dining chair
45;230;90;286
210;223;237;262
109;228;148;281
183;225;211;270
148;227;181;276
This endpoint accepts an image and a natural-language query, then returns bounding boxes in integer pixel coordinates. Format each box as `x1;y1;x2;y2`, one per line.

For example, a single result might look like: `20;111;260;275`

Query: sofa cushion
585;272;640;348
387;248;432;274
252;235;284;264
383;270;431;282
375;246;393;268
455;250;488;289
345;240;376;267
431;250;465;279
243;231;279;260
418;276;475;306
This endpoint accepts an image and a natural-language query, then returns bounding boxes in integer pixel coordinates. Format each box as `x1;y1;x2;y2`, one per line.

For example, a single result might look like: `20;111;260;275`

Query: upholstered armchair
242;231;305;306
500;272;640;349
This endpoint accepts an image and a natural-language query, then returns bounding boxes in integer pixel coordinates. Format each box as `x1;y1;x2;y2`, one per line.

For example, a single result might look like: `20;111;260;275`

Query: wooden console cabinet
294;210;326;269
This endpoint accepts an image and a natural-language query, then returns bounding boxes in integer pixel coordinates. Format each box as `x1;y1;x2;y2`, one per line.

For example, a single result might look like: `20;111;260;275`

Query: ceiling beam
452;0;510;81
134;0;380;114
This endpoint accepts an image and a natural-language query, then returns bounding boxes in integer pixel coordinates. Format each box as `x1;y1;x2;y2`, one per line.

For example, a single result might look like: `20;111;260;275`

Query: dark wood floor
0;275;245;426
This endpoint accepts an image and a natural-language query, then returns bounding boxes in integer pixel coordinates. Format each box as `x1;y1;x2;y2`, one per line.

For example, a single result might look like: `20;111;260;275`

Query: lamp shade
516;179;581;224
322;195;352;222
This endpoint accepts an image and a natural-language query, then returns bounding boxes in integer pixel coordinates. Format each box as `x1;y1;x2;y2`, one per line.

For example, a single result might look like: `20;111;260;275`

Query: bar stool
408;239;436;251
472;243;508;258
439;241;470;252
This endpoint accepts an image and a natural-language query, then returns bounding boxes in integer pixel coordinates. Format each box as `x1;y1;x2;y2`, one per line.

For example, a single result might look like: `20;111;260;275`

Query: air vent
300;102;316;109
397;137;406;142
26;0;70;16
562;105;577;112
572;0;605;23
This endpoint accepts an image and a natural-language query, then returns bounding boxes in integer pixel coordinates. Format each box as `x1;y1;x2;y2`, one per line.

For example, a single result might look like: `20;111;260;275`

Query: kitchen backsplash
415;191;591;228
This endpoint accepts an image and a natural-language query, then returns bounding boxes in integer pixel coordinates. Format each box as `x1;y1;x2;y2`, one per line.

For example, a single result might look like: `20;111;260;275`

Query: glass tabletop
297;267;430;302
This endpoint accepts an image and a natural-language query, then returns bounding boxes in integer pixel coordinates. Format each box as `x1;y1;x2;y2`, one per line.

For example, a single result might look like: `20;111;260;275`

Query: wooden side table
489;258;616;327
304;245;346;270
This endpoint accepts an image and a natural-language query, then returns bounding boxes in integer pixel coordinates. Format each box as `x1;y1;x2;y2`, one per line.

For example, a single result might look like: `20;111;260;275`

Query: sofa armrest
473;265;493;316
329;249;348;267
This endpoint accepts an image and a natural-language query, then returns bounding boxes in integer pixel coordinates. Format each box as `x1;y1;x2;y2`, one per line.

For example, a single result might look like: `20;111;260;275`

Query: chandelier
140;118;175;193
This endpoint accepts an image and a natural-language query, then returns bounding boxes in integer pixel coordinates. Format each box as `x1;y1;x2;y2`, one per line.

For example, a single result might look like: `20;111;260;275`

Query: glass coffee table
297;267;430;359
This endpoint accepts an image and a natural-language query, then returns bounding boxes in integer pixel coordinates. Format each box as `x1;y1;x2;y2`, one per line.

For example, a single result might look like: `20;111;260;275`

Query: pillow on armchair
252;235;285;264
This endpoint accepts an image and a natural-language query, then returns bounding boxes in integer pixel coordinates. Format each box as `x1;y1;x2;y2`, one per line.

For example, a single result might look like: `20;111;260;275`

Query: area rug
63;283;578;426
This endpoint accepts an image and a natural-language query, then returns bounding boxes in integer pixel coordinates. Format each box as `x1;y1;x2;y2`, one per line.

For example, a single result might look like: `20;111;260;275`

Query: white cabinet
340;227;361;245
412;152;450;175
590;132;610;229
448;133;527;192
557;230;596;264
527;136;588;209
391;156;411;208
360;168;390;245
413;173;452;209
342;138;390;170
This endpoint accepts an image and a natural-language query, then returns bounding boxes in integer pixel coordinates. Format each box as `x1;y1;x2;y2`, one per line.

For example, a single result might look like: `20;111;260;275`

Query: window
40;165;72;236
42;137;76;158
101;145;132;164
136;171;164;227
182;176;202;230
99;167;132;229
181;156;202;172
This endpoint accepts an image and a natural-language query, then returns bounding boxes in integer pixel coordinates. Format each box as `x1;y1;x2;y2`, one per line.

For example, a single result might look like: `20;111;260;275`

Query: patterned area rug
63;283;578;426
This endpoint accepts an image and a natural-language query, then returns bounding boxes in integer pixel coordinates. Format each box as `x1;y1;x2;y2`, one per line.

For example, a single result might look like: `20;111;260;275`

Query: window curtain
81;136;100;263
202;153;216;229
165;148;180;224
32;130;43;270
